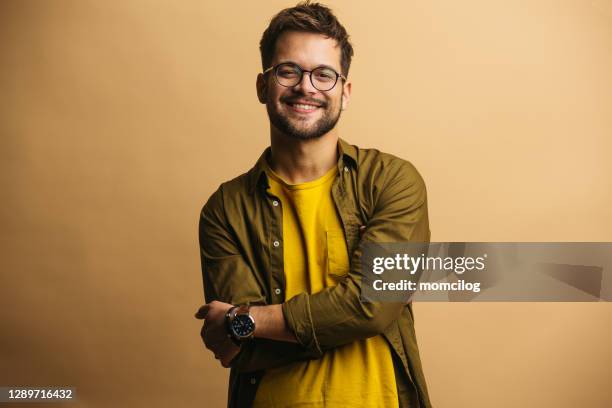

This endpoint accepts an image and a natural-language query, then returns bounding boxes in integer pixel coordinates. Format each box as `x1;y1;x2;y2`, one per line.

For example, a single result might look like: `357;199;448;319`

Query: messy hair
259;1;354;77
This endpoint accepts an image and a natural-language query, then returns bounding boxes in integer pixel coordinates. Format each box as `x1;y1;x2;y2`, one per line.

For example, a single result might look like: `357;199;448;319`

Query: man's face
257;31;351;140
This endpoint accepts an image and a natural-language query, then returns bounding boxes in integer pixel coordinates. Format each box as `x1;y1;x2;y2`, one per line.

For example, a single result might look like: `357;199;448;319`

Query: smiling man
196;2;432;407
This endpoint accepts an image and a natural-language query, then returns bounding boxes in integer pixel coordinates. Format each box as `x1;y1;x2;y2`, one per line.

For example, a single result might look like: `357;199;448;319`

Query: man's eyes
314;70;335;80
278;69;299;77
277;67;336;78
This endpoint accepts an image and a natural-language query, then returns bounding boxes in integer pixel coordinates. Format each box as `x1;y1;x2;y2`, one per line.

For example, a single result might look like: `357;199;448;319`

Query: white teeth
293;104;318;110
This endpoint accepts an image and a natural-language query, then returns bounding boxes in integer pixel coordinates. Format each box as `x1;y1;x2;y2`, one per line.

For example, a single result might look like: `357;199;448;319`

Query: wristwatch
225;305;256;345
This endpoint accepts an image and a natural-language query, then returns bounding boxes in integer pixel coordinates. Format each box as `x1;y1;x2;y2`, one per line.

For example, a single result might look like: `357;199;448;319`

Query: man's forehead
273;31;342;69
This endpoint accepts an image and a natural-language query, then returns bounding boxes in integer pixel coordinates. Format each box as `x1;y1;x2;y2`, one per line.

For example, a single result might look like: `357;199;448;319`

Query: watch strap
225;306;241;346
235;305;250;316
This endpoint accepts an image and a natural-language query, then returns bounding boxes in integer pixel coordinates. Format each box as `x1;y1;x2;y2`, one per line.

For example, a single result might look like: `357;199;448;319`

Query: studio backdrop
1;1;611;407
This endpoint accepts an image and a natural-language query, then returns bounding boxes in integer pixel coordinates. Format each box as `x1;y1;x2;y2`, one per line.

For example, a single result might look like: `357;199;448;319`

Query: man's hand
195;301;240;368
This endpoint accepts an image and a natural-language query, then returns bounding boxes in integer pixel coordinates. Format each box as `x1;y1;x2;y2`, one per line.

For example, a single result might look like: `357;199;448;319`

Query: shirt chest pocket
325;229;350;282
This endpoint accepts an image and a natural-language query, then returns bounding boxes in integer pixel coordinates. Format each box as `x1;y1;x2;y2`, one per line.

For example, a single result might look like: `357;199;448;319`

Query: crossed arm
195;303;295;367
196;160;430;371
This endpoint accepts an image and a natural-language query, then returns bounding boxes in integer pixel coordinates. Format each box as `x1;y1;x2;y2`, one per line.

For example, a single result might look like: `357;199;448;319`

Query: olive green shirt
199;138;432;407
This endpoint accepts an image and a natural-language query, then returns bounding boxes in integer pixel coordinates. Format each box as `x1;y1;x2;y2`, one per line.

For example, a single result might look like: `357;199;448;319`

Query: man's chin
268;107;340;140
283;128;324;140
286;118;319;130
273;118;318;138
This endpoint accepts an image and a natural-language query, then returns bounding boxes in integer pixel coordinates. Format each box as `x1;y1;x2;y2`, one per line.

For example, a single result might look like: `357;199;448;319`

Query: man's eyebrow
279;60;340;72
315;64;340;72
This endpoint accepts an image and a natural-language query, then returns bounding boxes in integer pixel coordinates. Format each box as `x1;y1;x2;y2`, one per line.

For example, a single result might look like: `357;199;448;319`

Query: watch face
231;314;255;338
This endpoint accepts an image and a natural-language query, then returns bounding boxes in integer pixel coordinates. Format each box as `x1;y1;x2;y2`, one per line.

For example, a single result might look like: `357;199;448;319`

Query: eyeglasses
263;62;347;92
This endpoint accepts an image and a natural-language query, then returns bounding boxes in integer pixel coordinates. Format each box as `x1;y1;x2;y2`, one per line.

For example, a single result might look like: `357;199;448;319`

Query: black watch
225;305;256;345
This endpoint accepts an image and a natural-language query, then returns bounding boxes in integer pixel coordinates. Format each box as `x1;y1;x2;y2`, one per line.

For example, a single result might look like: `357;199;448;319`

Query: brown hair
259;1;354;77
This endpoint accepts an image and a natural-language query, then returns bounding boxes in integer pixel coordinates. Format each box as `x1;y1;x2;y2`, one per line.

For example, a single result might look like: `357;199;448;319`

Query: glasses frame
263;62;347;92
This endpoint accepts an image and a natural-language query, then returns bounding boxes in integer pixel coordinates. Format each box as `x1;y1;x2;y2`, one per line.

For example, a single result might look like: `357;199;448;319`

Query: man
196;2;432;407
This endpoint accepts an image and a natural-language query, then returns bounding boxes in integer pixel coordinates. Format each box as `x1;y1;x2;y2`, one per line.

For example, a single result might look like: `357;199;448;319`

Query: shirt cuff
282;293;323;357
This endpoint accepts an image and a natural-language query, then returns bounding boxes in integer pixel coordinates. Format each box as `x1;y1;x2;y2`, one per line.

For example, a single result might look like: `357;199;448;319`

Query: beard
266;96;343;140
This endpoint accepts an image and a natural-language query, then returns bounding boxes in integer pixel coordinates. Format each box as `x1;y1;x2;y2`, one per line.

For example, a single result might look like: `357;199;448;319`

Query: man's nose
293;72;318;94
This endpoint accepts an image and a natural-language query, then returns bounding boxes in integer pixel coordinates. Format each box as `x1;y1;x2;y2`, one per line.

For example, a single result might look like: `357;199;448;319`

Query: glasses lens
311;67;338;91
275;64;301;87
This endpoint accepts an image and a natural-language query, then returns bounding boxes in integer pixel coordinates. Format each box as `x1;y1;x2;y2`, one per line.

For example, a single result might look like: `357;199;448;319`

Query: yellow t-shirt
253;164;399;408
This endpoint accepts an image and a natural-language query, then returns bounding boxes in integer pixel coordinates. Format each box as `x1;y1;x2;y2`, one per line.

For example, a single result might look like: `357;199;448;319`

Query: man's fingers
201;320;229;348
195;305;209;319
213;342;236;367
204;324;228;345
206;336;233;355
205;337;225;352
195;300;239;368
219;344;240;368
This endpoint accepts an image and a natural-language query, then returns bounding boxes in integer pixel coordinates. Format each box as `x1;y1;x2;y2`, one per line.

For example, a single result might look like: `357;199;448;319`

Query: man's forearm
251;304;298;343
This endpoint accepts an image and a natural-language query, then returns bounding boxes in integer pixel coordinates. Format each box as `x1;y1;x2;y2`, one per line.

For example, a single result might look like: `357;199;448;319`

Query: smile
285;102;322;114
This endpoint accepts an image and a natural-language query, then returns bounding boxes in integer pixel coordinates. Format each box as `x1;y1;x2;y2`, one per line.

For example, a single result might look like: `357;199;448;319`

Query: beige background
1;0;611;407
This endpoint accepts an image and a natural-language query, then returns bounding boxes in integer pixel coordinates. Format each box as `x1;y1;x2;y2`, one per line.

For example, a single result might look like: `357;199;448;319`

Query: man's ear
256;73;267;104
341;79;352;110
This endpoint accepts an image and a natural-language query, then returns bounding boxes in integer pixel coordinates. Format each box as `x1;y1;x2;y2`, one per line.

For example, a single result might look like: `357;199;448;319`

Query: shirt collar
247;137;358;195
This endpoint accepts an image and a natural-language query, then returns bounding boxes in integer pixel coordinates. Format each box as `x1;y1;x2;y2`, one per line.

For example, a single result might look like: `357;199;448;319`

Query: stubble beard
267;96;343;140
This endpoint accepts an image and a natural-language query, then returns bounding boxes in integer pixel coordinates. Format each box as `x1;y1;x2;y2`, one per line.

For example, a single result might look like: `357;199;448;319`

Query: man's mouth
284;100;324;114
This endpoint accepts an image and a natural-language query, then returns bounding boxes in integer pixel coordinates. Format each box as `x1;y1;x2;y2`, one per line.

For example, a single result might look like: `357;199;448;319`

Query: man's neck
269;131;339;184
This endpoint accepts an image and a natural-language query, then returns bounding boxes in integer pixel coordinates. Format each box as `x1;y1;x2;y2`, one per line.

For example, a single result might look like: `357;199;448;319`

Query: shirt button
344;166;349;172
274;288;281;295
273;240;280;247
272;200;279;206
250;377;257;385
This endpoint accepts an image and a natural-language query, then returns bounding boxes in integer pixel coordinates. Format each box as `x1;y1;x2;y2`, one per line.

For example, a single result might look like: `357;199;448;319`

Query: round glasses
263;62;347;92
